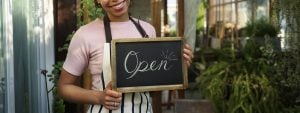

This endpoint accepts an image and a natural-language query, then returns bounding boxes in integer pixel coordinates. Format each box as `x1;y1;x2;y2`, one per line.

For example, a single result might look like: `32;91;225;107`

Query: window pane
238;1;251;28
224;4;235;23
256;0;269;19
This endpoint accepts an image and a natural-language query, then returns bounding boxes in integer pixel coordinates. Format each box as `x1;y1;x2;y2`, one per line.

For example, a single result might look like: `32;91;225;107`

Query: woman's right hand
58;69;122;110
101;82;122;110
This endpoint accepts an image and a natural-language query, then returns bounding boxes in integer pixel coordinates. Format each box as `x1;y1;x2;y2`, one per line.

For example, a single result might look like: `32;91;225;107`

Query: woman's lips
108;0;126;10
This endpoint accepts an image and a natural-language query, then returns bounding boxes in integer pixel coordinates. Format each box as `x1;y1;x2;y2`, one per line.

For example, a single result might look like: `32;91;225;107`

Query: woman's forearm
58;69;104;104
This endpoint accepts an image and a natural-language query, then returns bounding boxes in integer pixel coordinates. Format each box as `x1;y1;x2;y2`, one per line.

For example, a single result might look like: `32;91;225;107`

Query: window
207;0;270;38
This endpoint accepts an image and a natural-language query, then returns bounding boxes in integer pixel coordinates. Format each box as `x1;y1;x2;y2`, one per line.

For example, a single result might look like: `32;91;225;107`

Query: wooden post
151;0;162;37
151;1;162;113
164;0;168;26
177;0;185;99
177;0;184;38
235;0;239;49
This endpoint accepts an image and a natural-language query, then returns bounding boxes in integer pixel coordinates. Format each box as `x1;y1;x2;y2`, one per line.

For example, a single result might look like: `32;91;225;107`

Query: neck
107;13;130;22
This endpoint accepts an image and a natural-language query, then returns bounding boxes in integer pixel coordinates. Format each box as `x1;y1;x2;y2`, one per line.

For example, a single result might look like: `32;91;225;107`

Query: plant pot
174;99;214;113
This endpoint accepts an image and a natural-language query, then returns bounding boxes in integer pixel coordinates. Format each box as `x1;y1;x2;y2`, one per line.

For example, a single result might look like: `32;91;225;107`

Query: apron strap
129;16;149;38
103;14;149;43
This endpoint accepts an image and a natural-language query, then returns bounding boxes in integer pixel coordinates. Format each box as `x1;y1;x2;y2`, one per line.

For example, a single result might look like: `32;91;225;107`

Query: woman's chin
110;9;128;17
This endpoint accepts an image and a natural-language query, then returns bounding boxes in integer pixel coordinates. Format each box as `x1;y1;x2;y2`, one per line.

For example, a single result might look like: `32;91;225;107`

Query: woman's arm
58;69;122;110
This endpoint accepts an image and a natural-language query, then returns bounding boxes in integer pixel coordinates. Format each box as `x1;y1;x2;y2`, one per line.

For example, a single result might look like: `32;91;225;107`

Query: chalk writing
124;50;178;79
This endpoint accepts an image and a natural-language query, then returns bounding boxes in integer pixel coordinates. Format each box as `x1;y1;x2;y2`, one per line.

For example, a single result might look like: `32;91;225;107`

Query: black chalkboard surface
111;37;188;93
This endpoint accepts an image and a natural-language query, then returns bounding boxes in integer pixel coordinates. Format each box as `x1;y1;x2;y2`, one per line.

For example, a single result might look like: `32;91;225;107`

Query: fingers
102;94;121;110
183;44;193;58
103;81;122;110
183;43;194;67
106;81;113;90
105;82;122;98
103;101;121;110
103;94;122;102
183;54;191;67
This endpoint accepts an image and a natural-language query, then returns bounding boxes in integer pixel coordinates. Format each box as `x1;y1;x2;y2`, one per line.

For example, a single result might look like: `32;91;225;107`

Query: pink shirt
63;18;156;90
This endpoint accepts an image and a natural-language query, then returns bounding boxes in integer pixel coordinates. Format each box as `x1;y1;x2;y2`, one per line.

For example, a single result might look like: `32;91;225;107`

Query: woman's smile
108;0;127;10
100;0;130;21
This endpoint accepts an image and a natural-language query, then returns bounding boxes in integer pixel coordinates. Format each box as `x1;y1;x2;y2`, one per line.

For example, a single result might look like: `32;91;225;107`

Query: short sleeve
63;28;89;76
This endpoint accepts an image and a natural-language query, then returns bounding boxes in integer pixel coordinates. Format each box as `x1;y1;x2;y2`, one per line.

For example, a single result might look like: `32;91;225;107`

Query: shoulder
71;18;105;42
68;18;106;55
132;18;156;37
76;18;103;36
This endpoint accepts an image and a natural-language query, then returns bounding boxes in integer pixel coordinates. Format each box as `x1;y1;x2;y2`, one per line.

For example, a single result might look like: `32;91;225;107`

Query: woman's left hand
183;43;193;67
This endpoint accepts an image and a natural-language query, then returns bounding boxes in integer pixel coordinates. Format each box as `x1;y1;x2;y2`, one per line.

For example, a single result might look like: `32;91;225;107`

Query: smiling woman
98;0;130;21
57;0;193;113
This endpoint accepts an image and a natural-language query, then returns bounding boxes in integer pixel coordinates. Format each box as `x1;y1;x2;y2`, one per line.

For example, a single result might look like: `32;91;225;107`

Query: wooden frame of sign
111;37;188;93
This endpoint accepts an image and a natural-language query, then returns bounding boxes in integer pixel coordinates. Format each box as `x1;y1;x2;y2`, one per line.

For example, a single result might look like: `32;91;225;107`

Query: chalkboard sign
111;37;188;93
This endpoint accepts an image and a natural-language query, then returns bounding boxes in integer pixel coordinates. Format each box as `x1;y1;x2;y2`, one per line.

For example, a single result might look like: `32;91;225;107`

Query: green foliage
245;17;279;37
273;0;300;110
77;0;104;27
266;42;300;110
278;0;300;43
281;106;300;113
47;62;65;113
196;0;207;32
48;0;103;113
58;31;75;52
195;1;300;112
196;40;280;113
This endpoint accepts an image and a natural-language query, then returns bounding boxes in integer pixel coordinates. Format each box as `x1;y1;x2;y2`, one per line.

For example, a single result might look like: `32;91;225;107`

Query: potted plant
243;17;281;50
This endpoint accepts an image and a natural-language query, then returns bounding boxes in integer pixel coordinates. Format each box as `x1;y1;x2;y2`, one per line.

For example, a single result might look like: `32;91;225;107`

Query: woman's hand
183;43;194;67
101;82;122;110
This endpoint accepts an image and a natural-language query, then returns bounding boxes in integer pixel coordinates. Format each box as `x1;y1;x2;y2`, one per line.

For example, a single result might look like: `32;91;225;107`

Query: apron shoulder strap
103;15;149;43
129;16;149;38
103;15;112;43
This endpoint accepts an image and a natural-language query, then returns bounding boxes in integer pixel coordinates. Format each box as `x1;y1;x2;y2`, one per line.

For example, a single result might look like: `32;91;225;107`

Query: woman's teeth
112;1;125;10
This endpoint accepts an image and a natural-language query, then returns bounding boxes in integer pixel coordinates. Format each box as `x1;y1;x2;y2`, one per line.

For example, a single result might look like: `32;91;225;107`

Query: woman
58;0;194;113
